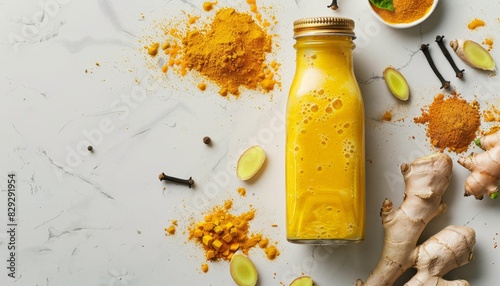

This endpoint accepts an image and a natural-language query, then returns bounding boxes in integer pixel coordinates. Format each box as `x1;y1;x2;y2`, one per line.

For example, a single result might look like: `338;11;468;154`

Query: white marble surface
1;0;499;285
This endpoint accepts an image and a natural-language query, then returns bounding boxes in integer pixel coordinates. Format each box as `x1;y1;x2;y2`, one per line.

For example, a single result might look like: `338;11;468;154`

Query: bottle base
287;238;364;245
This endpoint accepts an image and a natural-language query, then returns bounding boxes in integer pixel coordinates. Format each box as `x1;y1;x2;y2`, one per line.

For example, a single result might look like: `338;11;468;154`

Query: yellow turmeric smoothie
286;18;365;244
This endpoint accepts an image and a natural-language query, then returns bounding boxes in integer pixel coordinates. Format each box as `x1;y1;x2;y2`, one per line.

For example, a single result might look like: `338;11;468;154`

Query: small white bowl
367;0;439;29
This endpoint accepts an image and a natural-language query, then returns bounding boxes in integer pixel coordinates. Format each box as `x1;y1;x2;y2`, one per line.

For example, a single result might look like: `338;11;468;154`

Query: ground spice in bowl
414;92;480;153
369;0;436;27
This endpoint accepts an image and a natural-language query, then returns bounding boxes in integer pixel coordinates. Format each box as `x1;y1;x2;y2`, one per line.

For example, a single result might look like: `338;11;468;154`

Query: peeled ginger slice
237;146;266;181
450;39;496;71
230;253;258;286
383;66;409;101
290;276;314;286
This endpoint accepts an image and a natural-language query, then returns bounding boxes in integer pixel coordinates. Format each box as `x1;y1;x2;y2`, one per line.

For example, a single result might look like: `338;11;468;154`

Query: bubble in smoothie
311;104;319;112
333;99;343;110
325;106;333;113
347;223;354;234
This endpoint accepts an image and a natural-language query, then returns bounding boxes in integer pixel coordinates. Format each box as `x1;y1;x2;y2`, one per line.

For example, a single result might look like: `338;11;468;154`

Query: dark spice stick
159;172;194;188
436;35;464;79
420;44;450;89
327;0;338;10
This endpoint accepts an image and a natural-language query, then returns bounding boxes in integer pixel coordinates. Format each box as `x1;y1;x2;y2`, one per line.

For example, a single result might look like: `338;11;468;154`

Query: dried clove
158;172;194;188
420;44;450;89
436;35;464;79
327;0;338;10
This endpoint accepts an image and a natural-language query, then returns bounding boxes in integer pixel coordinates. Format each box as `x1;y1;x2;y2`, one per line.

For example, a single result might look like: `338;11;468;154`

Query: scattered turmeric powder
147;42;160;56
483;105;500;122
381;111;393;122
224;200;233;210
201;263;209;273
483;125;500;136
414;92;480;153
165;225;176;235
483;38;494;51
147;3;278;97
203;1;217;12
237;187;247;196
165;220;178;235
188;199;279;261
481;105;500;135
468;18;485;30
258;238;269;248
370;0;434;24
188;15;200;25
197;82;207;91
264;245;279;260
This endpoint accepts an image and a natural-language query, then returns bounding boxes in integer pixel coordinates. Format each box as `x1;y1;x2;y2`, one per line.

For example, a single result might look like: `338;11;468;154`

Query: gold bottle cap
293;17;355;39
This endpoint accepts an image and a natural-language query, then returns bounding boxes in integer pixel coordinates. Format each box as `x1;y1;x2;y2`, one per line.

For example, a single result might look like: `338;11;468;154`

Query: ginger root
450;39;496;71
458;130;500;199
356;153;476;286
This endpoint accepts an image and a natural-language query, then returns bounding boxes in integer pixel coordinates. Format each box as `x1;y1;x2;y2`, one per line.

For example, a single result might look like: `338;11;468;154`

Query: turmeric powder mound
181;8;275;96
414;93;480;153
149;5;278;97
188;200;279;261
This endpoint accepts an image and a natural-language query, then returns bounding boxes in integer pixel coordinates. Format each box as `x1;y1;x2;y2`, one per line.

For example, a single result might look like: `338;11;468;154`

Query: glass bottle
286;17;365;245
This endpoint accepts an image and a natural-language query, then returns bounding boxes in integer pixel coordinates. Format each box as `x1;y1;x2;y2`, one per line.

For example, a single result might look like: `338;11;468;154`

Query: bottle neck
295;35;354;50
294;35;355;72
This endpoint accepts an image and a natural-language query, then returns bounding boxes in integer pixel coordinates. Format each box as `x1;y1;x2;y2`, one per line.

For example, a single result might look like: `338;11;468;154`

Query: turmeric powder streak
188;200;279;262
468;18;485;30
414;92;480;153
371;0;434;24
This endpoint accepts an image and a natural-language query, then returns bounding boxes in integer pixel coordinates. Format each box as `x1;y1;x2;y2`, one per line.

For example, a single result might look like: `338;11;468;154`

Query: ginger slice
237;146;266;181
383;66;409;101
450;39;496;71
229;253;258;286
290;276;314;286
